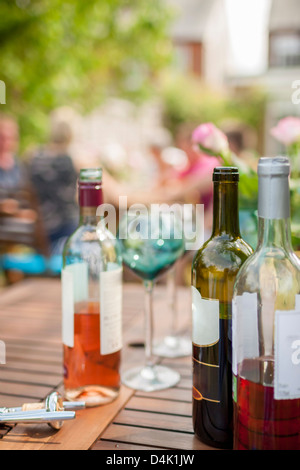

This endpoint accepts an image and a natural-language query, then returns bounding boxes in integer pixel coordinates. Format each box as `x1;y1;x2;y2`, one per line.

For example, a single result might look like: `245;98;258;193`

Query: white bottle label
100;266;123;355
232;293;259;375
61;262;89;348
192;286;219;346
275;309;300;400
61;262;123;355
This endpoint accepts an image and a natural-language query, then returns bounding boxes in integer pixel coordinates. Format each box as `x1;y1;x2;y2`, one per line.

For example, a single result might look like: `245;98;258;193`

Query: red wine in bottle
234;358;300;450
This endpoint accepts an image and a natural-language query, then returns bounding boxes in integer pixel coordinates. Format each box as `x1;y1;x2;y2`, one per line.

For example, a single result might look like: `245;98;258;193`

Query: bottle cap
78;168;103;207
79;168;102;182
213;167;239;182
258;156;290;177
258;157;290;219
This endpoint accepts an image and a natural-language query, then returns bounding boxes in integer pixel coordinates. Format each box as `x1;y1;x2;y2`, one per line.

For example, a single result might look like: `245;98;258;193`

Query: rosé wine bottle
232;157;300;450
62;168;122;407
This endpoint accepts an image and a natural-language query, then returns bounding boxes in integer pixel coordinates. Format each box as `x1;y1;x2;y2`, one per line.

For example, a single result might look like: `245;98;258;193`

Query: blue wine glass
118;205;185;391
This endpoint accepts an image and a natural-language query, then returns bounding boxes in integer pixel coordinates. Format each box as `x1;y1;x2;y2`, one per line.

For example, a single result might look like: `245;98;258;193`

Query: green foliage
159;73;267;138
0;0;173;150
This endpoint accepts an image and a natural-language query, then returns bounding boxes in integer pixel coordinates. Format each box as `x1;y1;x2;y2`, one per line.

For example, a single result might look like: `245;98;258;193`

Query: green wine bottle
191;167;253;449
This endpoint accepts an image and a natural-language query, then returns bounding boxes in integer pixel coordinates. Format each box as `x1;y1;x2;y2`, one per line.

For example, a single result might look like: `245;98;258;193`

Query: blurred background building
69;0;300;164
226;0;300;155
3;0;300;167
1;0;300;284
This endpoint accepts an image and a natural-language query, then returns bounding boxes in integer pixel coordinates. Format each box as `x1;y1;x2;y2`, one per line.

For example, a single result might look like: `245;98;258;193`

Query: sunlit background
225;0;271;75
1;0;300;285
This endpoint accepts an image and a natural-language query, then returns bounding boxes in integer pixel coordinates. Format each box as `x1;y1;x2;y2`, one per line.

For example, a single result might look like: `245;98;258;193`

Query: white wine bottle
232;156;300;450
192;167;253;449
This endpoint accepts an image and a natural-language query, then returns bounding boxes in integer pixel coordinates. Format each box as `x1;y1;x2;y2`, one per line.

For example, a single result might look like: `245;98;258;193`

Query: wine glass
117;205;185;391
152;265;191;358
152;203;202;358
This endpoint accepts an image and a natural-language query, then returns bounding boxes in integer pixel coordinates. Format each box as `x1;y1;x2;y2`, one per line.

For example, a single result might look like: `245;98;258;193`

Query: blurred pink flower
192;122;229;155
270;116;300;146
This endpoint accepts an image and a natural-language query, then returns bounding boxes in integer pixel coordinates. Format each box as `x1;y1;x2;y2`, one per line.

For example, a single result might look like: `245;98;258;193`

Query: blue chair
2;253;46;275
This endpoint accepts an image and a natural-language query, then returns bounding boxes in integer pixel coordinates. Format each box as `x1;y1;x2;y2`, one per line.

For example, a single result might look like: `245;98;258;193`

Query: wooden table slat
125;396;192;417
99;423;213;451
0;369;62;387
0;380;54;401
92;441;162;451
3;360;63;376
135;387;192;403
114;408;194;433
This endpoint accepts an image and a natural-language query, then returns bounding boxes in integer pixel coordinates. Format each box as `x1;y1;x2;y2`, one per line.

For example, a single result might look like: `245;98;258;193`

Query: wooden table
0;278;215;451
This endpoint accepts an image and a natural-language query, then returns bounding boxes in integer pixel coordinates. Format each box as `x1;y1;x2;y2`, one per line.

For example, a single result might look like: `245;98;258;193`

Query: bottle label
100;265;123;355
192;296;232;404
192;286;219;346
62;262;123;355
62;262;89;348
233;294;300;400
275;309;300;400
232;293;259;375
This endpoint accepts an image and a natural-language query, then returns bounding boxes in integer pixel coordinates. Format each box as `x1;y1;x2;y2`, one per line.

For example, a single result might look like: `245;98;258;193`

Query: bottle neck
257;172;292;250
211;181;240;237
79;206;99;226
257;217;293;250
78;181;103;226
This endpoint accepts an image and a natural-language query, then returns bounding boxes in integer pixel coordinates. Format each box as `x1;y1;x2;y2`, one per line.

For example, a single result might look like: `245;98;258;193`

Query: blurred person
174;123;220;204
146;128;174;186
28;117;79;255
0;115;49;283
0;114;23;283
142;124;220;234
101;124;218;212
0;114;23;194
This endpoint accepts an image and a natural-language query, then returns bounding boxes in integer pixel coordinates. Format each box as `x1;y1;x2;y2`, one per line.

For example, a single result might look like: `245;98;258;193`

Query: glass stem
144;279;154;368
167;267;177;338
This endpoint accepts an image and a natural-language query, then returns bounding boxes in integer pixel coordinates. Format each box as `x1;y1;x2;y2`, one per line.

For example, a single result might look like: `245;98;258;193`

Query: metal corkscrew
0;392;85;430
